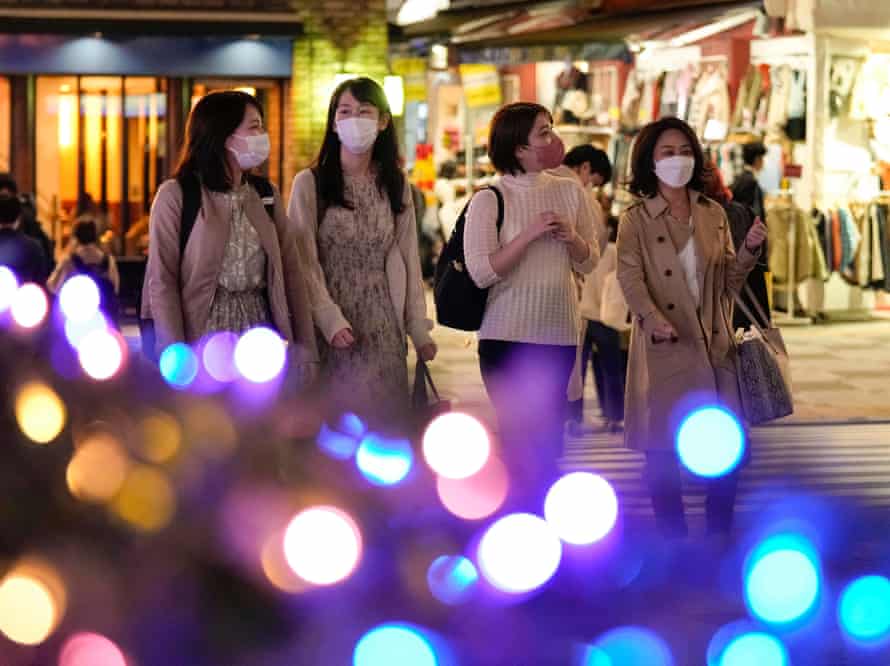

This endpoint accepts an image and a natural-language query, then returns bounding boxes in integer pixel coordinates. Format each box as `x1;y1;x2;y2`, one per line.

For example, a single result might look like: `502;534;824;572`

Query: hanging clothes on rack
768;201;828;285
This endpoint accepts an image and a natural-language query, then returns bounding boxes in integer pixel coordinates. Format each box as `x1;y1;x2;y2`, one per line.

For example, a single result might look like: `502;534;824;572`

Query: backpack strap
176;171;202;258
246;174;276;219
486;185;504;236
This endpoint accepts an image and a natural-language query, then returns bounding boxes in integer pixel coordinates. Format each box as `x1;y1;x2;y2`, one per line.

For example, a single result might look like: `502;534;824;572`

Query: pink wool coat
617;192;758;451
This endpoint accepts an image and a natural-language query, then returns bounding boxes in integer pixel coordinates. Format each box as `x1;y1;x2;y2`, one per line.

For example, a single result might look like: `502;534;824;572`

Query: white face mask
336;117;379;154
654;155;695;188
227;132;270;170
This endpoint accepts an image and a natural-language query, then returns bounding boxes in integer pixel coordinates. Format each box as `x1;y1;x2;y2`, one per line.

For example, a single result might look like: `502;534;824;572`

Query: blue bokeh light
593;626;674;666
339;412;367;439
839;575;890;646
580;645;613;665
353;623;438;666
744;533;821;625
355;434;413;486
427;555;479;605
159;343;200;390
719;632;788;666
317;422;360;460
676;406;745;478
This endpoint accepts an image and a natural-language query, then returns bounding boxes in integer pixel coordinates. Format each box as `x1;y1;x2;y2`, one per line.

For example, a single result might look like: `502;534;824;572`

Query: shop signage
391;57;428;103
459;64;502;109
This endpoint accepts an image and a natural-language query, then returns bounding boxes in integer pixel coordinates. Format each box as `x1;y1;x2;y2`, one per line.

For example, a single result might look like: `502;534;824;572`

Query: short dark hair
742;141;767;166
627;117;706;198
488;102;551;176
0;172;17;195
0;194;21;225
73;219;99;245
563;144;613;183
175;90;264;192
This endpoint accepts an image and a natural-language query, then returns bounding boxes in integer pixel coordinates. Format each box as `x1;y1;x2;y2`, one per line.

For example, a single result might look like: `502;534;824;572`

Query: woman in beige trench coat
617;118;767;538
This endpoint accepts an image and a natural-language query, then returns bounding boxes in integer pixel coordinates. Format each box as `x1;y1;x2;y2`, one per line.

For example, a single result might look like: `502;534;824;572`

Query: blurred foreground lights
437;455;508;521
427;555;479;605
0;265;19;311
64;311;107;348
111;466;176;532
676;406;745;478
234;326;286;383
590;626;674;666
58;274;100;323
423;412;490;479
139;411;182;464
262;530;307;594
66;434;129;503
719;632;788;666
0;574;59;645
16;382;66;444
318;422;360;460
356;434;413;486
78;328;126;381
745;534;821;625
284;506;362;586
353;623;439;666
545;472;618;545
202;331;239;383
839;575;890;646
11;283;48;329
477;513;562;594
59;632;127;666
159;343;199;389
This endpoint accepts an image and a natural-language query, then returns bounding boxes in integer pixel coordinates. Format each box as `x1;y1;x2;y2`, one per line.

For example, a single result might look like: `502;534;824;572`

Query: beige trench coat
617;192;758;451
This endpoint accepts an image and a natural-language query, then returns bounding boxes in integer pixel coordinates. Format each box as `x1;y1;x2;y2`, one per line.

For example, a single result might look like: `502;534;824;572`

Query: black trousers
570;319;628;423
645;450;739;537
479;340;576;507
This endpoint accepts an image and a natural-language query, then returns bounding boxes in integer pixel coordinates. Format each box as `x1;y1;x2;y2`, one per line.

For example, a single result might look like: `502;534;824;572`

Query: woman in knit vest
464;102;599;506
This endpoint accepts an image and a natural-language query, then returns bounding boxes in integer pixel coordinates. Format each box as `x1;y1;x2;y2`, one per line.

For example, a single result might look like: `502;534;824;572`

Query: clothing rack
770;189;813;325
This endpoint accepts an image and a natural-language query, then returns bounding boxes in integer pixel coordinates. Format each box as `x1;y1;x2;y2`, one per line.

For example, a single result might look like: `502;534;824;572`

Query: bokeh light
64;311;108;349
353;623;438;666
66;433;130;503
422;411;491;479
719;632;788;666
339;412;367;439
15;381;66;444
477;513;562;594
262;530;307;594
580;645;612;666
58;274;100;323
159;343;200;389
0;265;19;312
745;534;821;625
593;626;674;666
11;283;48;329
283;506;362;586
427;555;479;605
544;472;618;545
59;632;127;666
139;411;182;464
436;454;509;521
356;433;413;486
182;401;238;459
78;328;126;381
202;331;239;383
317;422;360;460
0;574;58;645
234;326;287;383
676;406;745;478
111;465;176;532
839;575;890;645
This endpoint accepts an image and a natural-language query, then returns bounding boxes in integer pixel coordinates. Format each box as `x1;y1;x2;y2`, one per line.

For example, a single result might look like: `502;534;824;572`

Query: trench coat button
667;303;675;310
657;236;666;243
665;269;672;276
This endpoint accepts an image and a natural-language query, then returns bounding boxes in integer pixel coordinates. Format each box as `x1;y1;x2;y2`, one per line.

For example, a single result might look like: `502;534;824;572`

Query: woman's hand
542;211;576;244
523;214;558;244
745;217;767;251
650;319;678;344
331;328;355;349
418;342;437;362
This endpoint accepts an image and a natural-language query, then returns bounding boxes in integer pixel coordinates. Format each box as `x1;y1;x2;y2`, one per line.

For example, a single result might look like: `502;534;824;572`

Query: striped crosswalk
561;422;890;517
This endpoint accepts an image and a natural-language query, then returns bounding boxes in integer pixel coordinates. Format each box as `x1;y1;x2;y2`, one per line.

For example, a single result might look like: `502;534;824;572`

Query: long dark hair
175;90;263;192
313;77;405;216
627;117;706;198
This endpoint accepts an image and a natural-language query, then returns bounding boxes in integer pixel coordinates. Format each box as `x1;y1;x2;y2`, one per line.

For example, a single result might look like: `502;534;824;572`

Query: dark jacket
731;168;766;223
0;227;48;285
723;200;770;330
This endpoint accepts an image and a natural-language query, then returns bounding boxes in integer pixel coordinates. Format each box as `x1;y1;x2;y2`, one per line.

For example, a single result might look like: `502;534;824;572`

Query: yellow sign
459;64;502;109
391;57;428;103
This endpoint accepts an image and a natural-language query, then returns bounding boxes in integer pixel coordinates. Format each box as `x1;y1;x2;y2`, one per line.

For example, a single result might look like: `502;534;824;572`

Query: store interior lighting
383;75;405;117
396;0;450;27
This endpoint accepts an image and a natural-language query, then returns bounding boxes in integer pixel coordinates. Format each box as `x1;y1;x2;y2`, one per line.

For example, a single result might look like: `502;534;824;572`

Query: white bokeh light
58;275;101;323
477;513;562;594
544;472;619;545
11;283;48;329
234;327;287;383
422;412;491;480
78;328;125;381
283;506;362;586
0;266;19;312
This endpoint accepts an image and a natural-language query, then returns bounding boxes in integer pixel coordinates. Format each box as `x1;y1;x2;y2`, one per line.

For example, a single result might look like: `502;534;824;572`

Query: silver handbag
733;286;794;425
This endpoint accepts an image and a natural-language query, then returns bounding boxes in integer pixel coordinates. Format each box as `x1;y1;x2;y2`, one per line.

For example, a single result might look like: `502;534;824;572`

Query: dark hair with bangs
174;90;263;192
488;102;551;176
313;77;405;217
627;117;706;198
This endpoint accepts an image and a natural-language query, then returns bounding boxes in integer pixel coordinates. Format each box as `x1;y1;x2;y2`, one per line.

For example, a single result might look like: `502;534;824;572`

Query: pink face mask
533;135;566;170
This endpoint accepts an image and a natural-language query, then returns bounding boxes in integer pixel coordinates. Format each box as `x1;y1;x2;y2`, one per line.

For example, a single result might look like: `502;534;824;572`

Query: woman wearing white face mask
143;91;317;373
617;117;766;539
288;77;436;423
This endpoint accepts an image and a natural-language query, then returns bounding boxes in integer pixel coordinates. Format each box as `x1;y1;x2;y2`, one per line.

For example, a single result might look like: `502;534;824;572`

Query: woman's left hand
542;211;577;244
418;342;438;362
745;217;767;251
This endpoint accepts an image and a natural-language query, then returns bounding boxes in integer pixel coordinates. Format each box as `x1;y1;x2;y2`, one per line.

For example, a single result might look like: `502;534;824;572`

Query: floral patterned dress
204;185;272;336
316;173;409;417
